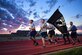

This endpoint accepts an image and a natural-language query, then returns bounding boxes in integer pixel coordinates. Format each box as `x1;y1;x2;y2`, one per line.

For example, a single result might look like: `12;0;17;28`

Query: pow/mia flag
47;9;68;34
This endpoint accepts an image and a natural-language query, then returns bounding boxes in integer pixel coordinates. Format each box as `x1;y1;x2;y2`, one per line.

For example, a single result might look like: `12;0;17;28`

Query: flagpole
58;6;60;9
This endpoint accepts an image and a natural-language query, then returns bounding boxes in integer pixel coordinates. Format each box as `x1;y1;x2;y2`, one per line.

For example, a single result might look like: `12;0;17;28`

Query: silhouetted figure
62;31;70;44
69;21;80;45
47;23;58;44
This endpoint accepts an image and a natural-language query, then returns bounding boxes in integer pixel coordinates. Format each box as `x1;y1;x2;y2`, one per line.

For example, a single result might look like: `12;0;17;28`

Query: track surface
0;37;82;55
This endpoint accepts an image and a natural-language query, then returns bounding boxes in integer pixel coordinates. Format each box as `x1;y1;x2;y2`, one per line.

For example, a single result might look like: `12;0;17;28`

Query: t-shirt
29;23;35;31
40;22;47;32
48;24;55;31
69;25;77;32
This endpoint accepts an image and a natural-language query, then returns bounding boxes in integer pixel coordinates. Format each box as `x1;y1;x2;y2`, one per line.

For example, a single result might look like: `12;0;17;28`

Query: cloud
71;14;82;19
9;25;13;28
2;23;7;26
26;10;33;17
1;28;8;31
76;14;82;18
28;0;36;7
0;7;14;20
46;0;58;9
0;0;29;33
77;25;82;30
33;12;40;19
43;10;50;14
67;0;75;3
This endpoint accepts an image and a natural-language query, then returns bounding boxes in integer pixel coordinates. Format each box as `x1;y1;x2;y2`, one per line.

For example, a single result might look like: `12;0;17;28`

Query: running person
40;19;47;48
69;21;80;45
29;20;38;46
47;23;58;44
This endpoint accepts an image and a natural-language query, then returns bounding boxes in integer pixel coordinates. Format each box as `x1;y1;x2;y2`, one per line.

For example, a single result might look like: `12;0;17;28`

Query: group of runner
29;19;80;48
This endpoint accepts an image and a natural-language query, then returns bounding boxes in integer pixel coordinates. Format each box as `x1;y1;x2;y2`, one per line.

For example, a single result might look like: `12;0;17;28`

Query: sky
0;0;82;34
15;0;82;26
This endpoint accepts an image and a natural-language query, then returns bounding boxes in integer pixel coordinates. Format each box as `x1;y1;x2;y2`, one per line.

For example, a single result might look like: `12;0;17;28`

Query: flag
47;9;68;34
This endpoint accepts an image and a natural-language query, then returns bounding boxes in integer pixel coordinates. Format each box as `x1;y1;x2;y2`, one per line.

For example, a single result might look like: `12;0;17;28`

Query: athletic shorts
30;31;37;38
41;32;47;38
48;30;55;37
71;32;77;38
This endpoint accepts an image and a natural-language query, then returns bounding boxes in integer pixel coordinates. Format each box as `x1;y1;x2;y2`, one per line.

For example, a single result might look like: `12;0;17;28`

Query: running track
0;37;82;55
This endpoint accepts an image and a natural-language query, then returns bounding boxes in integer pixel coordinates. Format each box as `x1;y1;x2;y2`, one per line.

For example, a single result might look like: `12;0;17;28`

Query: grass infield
48;46;82;55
